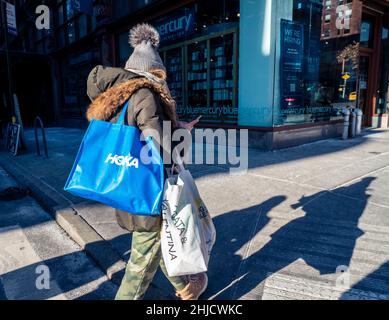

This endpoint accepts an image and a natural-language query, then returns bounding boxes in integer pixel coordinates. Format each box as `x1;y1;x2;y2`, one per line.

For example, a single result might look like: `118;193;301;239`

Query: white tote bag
161;163;216;277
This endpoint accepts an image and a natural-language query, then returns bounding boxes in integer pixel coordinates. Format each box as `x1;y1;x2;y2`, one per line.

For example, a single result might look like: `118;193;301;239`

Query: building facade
1;0;389;149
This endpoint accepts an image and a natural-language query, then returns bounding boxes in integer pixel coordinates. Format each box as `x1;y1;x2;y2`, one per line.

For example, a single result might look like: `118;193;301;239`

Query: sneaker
176;273;208;300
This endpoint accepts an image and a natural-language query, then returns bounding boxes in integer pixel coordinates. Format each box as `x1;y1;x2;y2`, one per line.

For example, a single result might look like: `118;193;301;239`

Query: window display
377;17;389;115
275;0;363;126
210;34;237;124
163;31;238;125
187;41;208;121
165;48;184;117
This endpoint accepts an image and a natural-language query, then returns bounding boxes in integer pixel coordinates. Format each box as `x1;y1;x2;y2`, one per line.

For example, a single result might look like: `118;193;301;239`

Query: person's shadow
340;261;389;300
205;177;375;300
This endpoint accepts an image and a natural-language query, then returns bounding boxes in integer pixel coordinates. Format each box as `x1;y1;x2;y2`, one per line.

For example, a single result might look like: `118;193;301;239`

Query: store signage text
158;14;192;35
154;7;196;44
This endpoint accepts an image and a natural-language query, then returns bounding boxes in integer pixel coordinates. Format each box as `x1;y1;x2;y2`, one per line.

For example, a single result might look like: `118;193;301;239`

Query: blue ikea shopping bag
64;101;164;216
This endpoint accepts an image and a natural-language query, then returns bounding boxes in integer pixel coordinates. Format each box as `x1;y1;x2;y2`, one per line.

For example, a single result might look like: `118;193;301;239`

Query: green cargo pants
115;231;188;300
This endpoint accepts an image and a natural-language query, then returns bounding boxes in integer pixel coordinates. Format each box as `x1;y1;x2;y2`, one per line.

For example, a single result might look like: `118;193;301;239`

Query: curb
0;153;126;286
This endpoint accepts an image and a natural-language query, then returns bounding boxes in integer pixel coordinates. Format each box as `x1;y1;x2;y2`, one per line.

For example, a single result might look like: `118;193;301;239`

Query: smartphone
188;116;202;127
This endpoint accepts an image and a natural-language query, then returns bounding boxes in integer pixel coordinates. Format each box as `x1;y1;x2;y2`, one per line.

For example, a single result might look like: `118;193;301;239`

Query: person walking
86;23;207;300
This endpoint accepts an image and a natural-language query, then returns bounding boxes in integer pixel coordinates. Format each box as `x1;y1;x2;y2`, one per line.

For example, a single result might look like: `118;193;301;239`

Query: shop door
359;10;380;127
358;54;371;126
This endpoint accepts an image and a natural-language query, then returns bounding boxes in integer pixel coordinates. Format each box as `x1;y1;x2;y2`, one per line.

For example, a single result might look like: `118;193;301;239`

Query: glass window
58;5;64;26
66;0;75;20
195;0;239;33
116;0;240;125
360;15;375;48
165;48;184;118
57;27;65;48
187;41;209;120
152;0;239;47
159;30;238;124
274;0;364;126
61;50;100;117
377;18;389;115
210;34;237;124
78;15;87;39
68;21;75;44
91;15;97;31
117;31;133;67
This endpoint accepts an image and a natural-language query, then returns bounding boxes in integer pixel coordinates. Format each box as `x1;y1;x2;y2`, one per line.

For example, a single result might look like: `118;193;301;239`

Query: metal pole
13;94;26;149
0;0;15;115
355;108;363;136
349;109;357;138
34;117;48;158
342;108;350;140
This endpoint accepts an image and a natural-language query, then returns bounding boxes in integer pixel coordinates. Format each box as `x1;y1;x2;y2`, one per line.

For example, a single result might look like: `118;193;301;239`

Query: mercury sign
154;7;195;44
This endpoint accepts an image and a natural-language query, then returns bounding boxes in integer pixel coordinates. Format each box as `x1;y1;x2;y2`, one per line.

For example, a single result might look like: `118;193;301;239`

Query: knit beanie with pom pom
125;23;166;72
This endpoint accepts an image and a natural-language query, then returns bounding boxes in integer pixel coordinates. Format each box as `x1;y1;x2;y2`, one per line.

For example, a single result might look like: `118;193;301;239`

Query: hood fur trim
86;77;177;126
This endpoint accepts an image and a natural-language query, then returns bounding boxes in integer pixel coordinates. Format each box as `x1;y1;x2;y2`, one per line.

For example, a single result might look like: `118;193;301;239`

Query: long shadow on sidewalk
340;261;389;300
0;177;379;300
204;177;377;299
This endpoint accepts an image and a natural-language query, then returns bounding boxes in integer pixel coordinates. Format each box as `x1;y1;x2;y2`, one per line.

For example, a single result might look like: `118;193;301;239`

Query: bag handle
170;148;186;175
117;100;130;125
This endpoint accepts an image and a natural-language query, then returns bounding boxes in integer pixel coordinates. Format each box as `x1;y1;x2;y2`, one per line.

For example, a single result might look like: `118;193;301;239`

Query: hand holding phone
179;116;202;132
188;116;202;127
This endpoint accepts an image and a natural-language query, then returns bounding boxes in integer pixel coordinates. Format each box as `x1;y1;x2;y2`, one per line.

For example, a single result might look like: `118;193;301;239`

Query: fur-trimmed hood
86;67;177;126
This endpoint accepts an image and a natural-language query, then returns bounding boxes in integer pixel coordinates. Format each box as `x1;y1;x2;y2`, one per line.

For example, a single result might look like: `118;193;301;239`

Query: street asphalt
0;167;117;300
0;127;389;300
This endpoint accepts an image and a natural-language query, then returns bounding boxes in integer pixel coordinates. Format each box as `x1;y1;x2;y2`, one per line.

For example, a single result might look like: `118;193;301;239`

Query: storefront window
377;17;389;115
274;0;363;126
61;50;100;118
66;0;75;20
67;21;75;44
78;15;88;39
210;34;236;124
360;14;375;48
112;0;159;19
187;41;209;120
58;5;64;26
165;48;184;117
115;0;239;124
57;27;65;48
193;0;239;38
158;0;239;124
117;32;133;67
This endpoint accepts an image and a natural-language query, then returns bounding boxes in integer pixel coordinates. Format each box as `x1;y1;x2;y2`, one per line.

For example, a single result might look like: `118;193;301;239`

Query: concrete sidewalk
1;127;389;300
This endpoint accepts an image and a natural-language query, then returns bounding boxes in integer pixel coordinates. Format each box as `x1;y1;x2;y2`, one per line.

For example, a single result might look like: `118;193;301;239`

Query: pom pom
129;23;160;48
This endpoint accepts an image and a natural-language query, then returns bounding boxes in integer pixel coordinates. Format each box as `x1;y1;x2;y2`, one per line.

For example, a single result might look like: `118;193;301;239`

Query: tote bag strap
170;147;186;175
117;100;130;125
